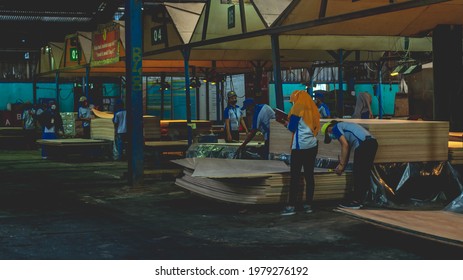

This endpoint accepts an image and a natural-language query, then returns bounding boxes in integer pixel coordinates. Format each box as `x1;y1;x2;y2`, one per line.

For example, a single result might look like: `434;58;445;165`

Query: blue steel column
271;34;284;110
183;47;193;146
125;0;144;186
337;49;344;117
55;72;60;107
377;61;383;119
213;60;220;122
85;65;90;99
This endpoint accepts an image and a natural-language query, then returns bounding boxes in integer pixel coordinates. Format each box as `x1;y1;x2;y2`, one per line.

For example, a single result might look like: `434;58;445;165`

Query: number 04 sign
151;25;167;45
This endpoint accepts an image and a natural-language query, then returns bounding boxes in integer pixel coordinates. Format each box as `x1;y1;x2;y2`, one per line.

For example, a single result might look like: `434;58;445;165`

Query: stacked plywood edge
91;109;161;141
91;118;115;141
270;119;449;163
448;132;463;164
172;158;352;205
143;115;161;140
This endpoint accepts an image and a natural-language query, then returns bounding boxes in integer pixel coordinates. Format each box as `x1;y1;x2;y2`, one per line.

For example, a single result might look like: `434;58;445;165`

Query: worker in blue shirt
223;91;248;142
238;98;275;159
315;92;331;118
281;90;320;216
321;120;378;209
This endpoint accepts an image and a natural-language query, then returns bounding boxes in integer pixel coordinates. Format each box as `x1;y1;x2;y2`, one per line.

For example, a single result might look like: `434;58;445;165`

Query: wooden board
172;157;352;205
191;158;290;178
336;208;463;247
270;119;449;163
37;138;109;146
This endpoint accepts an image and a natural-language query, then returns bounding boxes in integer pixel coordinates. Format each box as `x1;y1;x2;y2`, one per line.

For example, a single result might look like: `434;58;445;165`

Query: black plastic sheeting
368;161;463;212
186;143;263;160
188;146;463;211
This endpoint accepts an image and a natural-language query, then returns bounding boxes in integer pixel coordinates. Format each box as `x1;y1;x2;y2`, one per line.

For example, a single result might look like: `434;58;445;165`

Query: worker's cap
242;98;255;109
321;121;334;144
227;91;237;99
79;96;87;102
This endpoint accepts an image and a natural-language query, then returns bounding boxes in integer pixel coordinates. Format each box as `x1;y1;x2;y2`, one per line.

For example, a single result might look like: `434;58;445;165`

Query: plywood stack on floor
143;115;161;140
270;119;449;163
172;158;352;205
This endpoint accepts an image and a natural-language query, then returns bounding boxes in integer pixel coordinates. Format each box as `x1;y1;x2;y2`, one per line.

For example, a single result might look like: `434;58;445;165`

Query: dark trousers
288;145;318;206
353;138;378;203
83;126;91;139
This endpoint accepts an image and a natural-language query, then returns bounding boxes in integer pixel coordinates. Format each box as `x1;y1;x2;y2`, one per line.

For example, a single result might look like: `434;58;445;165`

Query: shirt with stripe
252;104;275;140
223;105;243;131
332;122;374;150
287;115;317;150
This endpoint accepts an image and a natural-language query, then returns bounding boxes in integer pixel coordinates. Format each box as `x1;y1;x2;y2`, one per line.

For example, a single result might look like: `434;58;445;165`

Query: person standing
352;91;373;119
281;90;321;216
78;96;92;139
40;103;64;159
238;98;275;159
223;91;248;142
321;120;378;209
315;92;331;118
113;100;127;161
21;102;37;149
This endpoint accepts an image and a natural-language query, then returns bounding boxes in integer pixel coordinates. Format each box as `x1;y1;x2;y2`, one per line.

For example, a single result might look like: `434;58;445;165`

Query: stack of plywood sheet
91;109;162;141
449;141;463;164
143;115;161;140
172;158;352;205
449;132;463;142
91;109;115;141
91;117;115;141
160;120;212;140
270;119;449;163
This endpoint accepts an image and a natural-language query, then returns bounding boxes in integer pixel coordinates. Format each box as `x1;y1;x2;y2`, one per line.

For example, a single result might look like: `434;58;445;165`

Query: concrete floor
0;149;462;260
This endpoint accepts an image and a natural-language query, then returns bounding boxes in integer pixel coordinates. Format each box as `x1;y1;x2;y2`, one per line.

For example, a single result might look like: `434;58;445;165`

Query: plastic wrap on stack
60;112;76;137
186;143;263;159
368;161;463;209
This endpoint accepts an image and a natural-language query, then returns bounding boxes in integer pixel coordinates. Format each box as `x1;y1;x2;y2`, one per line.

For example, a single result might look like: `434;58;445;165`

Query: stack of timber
449;132;463;142
270;119;449;163
161;120;212;140
173;158;352;205
143;115;161;140
91;109;162;141
449;141;463;164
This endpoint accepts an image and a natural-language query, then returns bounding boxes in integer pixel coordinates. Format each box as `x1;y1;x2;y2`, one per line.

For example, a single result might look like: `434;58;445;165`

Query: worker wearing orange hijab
281;90;321;216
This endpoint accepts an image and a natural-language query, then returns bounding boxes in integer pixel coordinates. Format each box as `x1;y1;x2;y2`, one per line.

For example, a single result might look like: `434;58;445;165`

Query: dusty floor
0;149;462;260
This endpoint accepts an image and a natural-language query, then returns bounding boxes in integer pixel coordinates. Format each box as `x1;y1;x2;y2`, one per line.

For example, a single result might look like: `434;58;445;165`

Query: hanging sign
151;25;167;45
228;5;235;29
91;22;120;66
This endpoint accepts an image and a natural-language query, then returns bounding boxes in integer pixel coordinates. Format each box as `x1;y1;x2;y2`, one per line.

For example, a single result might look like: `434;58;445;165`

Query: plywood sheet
337;208;463;247
191;158;290;178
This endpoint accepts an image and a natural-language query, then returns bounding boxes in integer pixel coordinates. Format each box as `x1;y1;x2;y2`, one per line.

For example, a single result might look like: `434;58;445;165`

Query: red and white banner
92;23;120;66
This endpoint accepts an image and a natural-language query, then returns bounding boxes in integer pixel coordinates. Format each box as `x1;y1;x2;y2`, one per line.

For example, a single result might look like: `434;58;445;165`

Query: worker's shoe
338;201;363;210
303;204;313;213
280;206;296;216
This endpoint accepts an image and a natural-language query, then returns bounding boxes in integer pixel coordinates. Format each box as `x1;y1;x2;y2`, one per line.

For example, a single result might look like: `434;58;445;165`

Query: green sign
70;47;79;61
151;25;167;45
228;5;235;29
